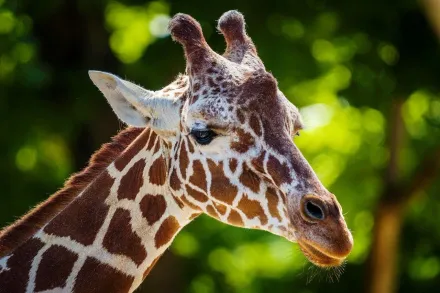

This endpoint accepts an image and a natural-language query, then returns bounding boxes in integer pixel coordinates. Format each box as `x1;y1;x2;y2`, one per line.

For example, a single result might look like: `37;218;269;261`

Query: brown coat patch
186;185;209;203
103;209;147;265
236;109;245;123
35;245;78;291
187;138;195;153
231;128;255;153
249;114;262;136
149;156;167;186
213;202;227;215
229;158;238;173
153;137;161;153
115;129;150;171
0;238;44;293
171;195;185;209
227;210;244;226
169;169;182;191
146;130;157;151
118;160;145;200
239;168;261;194
179;140;189;179
237;194;268;225
73;257;134;293
44;172;114;246
207;160;237;204
189;160;207;191
267;155;292;185
139;194;167;225
206;205;220;219
251;151;266;174
155;216;180;248
180;195;201;211
266;187;282;222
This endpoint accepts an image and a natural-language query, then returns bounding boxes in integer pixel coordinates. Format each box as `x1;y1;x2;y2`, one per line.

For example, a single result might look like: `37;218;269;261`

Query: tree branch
400;146;440;205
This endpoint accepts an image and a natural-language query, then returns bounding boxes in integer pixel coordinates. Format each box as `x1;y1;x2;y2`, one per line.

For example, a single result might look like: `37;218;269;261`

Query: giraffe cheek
231;129;255;153
179;140;190;179
266;187;282;222
207;160;238;205
189;160;207;191
239;170;261;194
249;114;262;137
266;155;292;186
237;195;268;226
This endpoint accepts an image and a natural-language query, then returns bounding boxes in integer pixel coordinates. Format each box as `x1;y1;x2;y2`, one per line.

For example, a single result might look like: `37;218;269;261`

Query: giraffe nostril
300;195;327;222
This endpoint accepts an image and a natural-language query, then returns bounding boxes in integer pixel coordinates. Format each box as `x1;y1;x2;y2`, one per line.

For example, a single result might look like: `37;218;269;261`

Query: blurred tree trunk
422;0;440;38
366;99;405;293
366;2;440;292
366;99;440;293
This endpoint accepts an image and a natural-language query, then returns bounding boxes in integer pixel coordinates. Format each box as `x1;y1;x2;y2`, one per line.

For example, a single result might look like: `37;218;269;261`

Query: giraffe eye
191;128;217;145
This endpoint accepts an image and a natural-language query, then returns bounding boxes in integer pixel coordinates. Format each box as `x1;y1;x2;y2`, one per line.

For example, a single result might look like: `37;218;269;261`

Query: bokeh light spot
0;9;15;34
16;146;37;171
172;231;200;257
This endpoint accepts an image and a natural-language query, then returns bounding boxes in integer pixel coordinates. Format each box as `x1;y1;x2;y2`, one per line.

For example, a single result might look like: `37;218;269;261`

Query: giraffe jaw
297;240;346;268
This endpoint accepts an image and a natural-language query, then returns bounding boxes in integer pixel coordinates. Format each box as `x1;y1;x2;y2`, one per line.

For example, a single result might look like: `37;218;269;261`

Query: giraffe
0;11;353;293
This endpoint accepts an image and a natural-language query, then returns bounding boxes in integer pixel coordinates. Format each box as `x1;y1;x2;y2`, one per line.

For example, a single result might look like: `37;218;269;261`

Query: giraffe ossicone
0;10;353;292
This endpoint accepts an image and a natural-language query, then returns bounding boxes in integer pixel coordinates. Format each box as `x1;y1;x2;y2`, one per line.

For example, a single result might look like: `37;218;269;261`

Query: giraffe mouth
297;240;345;267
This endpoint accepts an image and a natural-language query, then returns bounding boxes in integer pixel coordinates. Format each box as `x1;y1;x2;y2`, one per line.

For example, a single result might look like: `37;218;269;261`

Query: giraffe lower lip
297;241;345;267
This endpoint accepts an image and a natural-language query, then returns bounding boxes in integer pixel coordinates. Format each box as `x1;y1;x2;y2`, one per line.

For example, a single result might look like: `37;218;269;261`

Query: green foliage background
1;0;440;292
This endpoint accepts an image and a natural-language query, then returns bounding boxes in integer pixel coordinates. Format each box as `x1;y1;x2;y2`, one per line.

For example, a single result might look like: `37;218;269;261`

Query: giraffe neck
0;128;195;293
0;127;143;258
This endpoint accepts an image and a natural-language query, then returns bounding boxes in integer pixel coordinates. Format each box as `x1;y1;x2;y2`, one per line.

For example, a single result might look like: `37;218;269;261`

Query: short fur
0;127;143;257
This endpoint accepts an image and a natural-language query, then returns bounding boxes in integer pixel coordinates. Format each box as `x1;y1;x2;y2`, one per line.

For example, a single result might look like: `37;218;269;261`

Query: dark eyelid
190;127;222;137
209;127;227;136
204;123;229;135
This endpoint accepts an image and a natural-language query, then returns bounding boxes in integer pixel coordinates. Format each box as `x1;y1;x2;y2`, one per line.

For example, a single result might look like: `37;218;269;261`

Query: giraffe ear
88;71;181;135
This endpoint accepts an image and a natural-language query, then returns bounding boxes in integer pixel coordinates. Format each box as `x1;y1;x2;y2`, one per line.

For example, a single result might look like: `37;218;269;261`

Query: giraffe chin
297;241;346;268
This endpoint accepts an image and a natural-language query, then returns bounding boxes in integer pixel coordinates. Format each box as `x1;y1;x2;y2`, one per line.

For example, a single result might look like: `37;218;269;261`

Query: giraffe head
89;11;353;268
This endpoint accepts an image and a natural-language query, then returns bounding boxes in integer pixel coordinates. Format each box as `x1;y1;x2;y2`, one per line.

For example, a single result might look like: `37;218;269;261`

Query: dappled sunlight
350;211;374;263
190;274;216;293
289;65;352;105
172;231;200;257
409;257;440;280
207;239;301;288
14;133;72;181
402;89;436;138
0;7;35;82
0;9;15;34
105;1;170;63
377;43;399;66
15;146;37;171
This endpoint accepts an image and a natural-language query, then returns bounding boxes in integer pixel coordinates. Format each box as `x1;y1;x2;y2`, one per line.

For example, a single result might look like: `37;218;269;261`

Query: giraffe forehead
182;64;300;136
185;97;236;127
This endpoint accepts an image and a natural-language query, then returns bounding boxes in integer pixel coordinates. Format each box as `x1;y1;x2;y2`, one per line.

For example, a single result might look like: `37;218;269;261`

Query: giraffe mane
0;127;144;257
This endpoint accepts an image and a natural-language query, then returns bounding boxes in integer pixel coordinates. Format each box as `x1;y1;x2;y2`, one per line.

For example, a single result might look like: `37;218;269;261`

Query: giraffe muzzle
296;194;353;267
